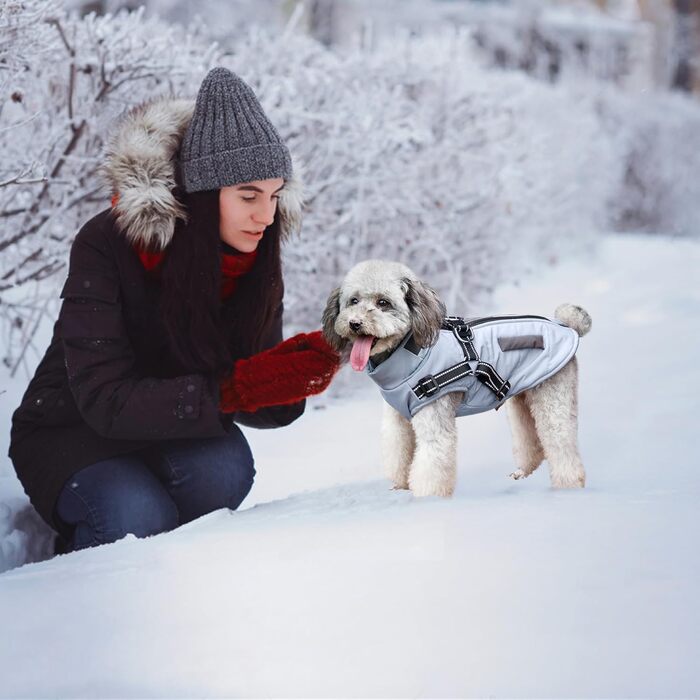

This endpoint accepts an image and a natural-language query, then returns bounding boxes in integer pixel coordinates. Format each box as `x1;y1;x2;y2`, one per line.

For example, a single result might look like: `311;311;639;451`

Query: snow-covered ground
1;233;698;697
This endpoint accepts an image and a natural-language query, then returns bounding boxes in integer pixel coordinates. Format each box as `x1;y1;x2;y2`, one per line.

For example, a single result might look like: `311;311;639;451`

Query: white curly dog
322;260;591;498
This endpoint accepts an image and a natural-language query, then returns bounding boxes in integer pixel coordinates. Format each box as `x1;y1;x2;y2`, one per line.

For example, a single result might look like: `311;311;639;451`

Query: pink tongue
350;336;374;371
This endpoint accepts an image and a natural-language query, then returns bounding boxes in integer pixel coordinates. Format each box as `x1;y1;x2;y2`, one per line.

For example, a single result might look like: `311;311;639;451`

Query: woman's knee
155;427;256;521
225;446;256;509
55;457;179;548
216;427;256;507
109;480;179;539
228;427;256;487
190;432;256;512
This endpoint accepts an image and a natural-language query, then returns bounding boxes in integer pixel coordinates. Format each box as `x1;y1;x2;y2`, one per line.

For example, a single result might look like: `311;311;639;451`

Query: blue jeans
53;425;255;552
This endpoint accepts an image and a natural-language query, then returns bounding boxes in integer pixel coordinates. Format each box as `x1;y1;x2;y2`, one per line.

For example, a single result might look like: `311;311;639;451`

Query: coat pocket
60;272;119;304
59;273;123;339
39;382;83;427
17;382;83;429
15;386;61;425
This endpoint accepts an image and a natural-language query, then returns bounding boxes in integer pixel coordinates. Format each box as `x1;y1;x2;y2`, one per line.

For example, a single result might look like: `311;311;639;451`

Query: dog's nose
349;320;362;332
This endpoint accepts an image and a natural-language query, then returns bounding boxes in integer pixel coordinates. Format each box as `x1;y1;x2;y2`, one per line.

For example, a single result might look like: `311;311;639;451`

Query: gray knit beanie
179;67;292;193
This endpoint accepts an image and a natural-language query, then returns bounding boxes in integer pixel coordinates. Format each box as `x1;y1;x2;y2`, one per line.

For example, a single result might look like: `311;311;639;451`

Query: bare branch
0;173;48;188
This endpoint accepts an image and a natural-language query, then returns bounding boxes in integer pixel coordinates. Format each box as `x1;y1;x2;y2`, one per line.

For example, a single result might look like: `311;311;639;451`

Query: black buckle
416;375;440;398
441;316;463;331
493;380;509;400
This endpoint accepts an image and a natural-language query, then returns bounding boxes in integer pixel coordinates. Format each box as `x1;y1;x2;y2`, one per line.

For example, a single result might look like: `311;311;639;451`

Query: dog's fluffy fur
322;260;591;497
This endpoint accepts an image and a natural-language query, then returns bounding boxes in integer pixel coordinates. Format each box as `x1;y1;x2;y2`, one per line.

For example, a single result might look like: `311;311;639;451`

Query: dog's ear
321;286;347;353
402;277;445;348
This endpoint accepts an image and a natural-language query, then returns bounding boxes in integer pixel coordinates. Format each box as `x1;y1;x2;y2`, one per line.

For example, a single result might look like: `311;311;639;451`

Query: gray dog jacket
365;315;579;420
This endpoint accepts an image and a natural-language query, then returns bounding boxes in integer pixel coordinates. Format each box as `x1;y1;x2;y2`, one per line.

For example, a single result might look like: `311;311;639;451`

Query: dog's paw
387;471;410;490
508;468;528;480
551;472;586;488
384;463;411;490
409;473;454;498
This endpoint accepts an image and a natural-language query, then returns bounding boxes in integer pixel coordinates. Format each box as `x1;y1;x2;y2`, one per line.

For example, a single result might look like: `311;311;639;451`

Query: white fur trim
278;167;304;238
102;97;193;250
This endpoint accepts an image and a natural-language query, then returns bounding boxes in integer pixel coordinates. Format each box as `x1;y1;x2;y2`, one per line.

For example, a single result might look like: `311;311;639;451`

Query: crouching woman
8;68;339;554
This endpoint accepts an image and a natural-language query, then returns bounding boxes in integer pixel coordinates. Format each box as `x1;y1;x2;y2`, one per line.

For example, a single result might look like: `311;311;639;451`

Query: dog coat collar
366;315;580;420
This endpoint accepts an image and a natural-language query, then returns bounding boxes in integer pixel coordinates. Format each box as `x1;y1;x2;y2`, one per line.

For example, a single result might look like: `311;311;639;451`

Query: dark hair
158;188;283;378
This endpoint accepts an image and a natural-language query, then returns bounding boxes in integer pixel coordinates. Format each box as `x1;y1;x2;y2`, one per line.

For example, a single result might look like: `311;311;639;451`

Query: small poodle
322;260;591;498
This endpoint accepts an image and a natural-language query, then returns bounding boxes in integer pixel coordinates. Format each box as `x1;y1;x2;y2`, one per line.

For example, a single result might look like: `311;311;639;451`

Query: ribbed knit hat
179;67;292;193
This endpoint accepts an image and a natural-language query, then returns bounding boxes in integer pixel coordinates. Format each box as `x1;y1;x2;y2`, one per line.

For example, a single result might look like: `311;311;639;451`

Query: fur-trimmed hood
101;97;303;251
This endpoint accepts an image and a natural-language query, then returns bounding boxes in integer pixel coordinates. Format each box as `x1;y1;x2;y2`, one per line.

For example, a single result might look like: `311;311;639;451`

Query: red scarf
134;243;257;300
112;194;257;299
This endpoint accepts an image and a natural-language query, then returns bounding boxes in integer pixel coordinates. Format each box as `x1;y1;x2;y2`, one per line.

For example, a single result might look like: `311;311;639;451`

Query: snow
1;232;699;697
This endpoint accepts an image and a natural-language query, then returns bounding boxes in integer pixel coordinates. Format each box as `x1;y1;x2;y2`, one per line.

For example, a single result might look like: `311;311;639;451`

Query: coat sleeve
58;222;229;441
231;300;307;430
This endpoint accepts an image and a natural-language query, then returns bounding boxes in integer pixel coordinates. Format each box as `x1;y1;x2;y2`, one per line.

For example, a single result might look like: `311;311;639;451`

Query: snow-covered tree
225;25;626;329
0;4;219;377
2;1;700;381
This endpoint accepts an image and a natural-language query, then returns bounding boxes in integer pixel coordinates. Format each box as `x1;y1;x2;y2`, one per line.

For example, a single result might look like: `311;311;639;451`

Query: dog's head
322;260;445;371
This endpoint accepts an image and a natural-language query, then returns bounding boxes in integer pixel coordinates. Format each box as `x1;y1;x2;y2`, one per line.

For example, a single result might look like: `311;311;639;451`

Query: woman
8;68;340;554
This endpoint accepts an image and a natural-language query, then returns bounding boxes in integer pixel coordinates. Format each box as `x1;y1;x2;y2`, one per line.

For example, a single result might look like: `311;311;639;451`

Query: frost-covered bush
0;3;219;376
465;0;653;89
2;3;700;379
227;27;625;328
602;90;700;237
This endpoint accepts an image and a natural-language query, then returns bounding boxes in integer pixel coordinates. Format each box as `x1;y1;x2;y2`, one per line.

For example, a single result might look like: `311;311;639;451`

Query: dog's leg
382;403;415;490
526;358;586;488
408;392;462;498
506;393;544;480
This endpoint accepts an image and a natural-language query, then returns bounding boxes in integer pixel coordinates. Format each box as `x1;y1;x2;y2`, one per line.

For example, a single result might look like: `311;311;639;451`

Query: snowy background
1;0;699;697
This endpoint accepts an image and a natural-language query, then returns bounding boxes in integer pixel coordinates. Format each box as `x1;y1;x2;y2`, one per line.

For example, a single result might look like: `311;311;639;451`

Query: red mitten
304;330;341;361
263;332;313;356
219;331;341;413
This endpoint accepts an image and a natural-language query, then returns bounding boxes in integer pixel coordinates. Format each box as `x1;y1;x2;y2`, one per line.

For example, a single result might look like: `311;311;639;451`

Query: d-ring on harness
412;316;511;402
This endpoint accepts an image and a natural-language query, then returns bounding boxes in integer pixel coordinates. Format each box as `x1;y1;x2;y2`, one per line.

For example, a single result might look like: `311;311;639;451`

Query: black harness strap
443;316;479;362
412;317;511;402
413;360;473;399
472;361;510;400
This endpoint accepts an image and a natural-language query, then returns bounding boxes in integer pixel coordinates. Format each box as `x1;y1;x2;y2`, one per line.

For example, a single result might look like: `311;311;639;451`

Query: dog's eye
349;297;359;305
377;299;392;309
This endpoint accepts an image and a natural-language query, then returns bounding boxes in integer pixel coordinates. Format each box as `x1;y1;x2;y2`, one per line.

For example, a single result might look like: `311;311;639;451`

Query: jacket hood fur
101;96;303;251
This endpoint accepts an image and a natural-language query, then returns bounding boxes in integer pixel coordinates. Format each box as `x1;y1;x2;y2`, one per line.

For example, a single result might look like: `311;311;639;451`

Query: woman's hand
219;331;341;413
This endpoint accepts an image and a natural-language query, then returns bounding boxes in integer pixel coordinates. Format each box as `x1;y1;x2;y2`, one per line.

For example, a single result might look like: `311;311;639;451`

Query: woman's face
219;177;284;253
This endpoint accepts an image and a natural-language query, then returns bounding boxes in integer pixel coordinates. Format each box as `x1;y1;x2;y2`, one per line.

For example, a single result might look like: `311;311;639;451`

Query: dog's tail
555;304;592;337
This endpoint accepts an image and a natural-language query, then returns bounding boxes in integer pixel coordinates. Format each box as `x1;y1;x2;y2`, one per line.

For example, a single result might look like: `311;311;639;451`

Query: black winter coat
7;96;306;531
